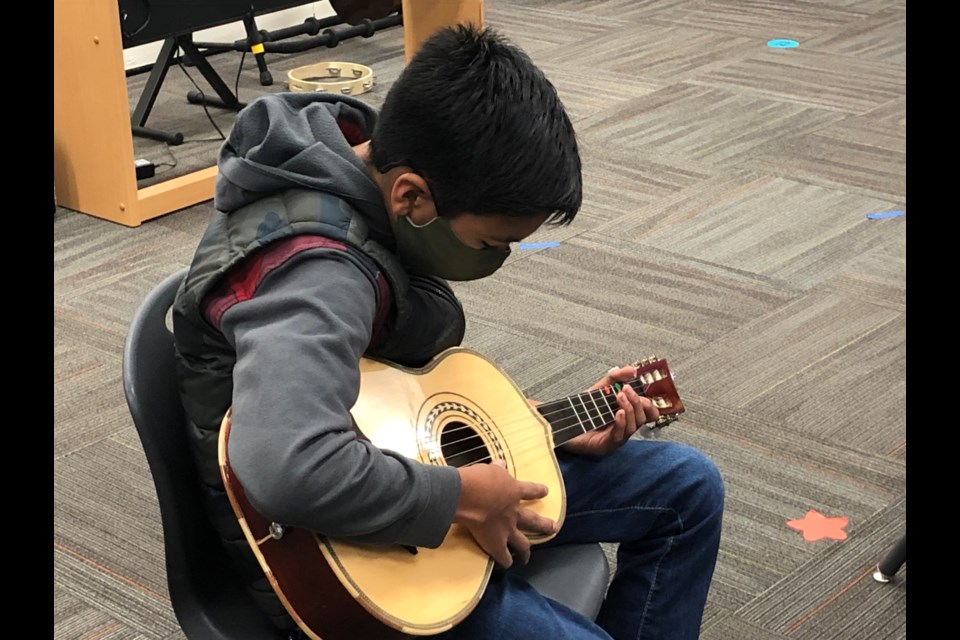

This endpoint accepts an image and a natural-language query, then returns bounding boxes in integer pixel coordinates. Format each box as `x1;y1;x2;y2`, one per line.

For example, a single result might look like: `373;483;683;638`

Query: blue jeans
435;439;725;640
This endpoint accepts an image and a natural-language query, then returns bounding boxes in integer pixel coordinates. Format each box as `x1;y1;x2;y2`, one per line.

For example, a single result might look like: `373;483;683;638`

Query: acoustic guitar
218;347;685;639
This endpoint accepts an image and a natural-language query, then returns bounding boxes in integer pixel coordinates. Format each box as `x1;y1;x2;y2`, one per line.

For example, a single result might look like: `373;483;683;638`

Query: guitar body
219;348;566;639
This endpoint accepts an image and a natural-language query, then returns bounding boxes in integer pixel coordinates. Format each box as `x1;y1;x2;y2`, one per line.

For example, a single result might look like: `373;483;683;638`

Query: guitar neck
535;363;684;448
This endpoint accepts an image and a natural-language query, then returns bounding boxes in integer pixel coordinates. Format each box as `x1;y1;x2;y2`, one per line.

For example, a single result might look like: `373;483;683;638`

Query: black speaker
117;1;307;48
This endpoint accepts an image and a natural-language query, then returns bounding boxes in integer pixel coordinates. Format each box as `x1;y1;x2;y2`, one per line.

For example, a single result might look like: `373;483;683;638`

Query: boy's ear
389;172;439;225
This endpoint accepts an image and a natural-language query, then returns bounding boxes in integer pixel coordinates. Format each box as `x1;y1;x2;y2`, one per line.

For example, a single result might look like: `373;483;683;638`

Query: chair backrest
122;269;609;637
122;269;284;639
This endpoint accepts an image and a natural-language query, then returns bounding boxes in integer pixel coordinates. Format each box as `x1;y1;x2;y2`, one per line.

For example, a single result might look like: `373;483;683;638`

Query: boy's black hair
369;24;582;225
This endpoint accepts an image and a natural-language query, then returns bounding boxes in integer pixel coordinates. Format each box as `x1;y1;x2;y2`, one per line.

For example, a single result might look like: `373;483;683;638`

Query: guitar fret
598;381;647;421
587;389;609;426
544;368;678;448
576;393;602;431
600;384;619;420
608;386;621;420
603;387;620;422
541;399;586;447
560;403;584;441
567;397;588;433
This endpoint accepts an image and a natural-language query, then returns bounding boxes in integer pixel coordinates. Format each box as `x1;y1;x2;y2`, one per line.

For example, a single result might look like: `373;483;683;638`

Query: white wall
123;2;337;70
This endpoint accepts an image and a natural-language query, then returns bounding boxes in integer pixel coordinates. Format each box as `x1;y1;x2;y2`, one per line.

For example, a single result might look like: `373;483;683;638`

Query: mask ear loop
404;215;441;229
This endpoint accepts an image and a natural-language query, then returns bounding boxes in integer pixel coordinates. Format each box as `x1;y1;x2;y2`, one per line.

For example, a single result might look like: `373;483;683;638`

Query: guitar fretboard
536;380;646;447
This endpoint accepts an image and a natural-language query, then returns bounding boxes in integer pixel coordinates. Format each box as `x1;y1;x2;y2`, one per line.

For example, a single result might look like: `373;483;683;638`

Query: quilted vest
172;187;431;632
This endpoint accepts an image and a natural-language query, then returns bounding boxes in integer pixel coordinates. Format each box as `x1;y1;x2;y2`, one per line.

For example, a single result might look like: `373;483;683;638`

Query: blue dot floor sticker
866;210;905;220
518;241;561;250
767;39;799;48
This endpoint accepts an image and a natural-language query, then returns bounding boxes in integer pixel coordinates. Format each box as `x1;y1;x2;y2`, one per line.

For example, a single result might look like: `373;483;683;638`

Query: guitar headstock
630;357;685;431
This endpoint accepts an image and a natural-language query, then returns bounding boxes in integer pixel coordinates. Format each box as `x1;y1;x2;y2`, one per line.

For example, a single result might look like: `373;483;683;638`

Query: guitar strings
425;380;653;467
433;378;643;443
440;379;645;432
448;396;678;469
447;414;659;469
445;423;594;468
431;378;645;451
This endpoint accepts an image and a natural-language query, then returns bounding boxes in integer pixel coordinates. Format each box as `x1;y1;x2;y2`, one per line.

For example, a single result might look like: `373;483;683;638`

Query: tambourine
287;61;374;96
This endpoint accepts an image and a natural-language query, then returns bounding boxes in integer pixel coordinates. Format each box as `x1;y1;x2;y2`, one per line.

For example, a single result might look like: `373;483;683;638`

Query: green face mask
391;215;511;281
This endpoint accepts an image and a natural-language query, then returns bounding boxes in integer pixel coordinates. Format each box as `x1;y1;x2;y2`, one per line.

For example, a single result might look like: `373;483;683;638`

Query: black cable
119;0;151;39
234;51;247;102
152;132;230;177
121;14;151;39
174;44;227;141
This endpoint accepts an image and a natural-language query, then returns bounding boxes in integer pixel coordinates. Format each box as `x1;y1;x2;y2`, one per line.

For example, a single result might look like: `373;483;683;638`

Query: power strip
135;158;155;180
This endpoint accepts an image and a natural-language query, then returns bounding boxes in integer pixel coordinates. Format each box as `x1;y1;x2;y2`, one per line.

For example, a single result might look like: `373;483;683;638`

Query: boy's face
388;170;549;249
386;171;550;280
394;207;549;281
445;211;549;251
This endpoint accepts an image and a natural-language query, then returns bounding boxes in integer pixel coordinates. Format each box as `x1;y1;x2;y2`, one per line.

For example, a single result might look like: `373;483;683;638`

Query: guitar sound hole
439;421;489;468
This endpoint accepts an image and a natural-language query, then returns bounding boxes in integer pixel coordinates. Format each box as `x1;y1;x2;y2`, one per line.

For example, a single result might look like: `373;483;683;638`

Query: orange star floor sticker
786;509;849;541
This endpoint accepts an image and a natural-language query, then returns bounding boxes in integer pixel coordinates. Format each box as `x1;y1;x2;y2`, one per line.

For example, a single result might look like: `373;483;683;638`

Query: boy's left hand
560;365;660;457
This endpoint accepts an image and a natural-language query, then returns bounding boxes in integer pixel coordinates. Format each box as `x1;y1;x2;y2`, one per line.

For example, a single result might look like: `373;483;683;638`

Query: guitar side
219;411;410;640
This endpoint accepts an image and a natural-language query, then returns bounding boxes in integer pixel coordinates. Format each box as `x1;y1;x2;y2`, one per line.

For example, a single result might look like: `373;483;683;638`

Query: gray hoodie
216;92;462;549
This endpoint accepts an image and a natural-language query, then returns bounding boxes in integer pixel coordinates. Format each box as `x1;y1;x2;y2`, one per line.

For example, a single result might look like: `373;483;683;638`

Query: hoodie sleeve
219;248;462;548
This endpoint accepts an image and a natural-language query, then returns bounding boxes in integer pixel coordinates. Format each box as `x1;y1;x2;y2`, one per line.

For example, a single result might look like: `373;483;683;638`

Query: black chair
123;269;284;639
122;269;610;639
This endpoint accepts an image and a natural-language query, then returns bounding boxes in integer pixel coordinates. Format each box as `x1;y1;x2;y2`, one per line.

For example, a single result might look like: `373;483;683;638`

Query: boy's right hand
454;460;557;568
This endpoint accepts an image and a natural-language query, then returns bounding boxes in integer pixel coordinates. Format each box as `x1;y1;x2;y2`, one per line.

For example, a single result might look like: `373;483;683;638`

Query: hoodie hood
215;92;389;238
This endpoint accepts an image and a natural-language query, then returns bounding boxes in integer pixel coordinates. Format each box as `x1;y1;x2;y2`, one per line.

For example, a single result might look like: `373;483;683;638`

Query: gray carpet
53;1;907;638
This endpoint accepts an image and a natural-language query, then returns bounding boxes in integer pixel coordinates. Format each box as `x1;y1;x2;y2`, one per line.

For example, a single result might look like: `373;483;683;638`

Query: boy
173;24;723;640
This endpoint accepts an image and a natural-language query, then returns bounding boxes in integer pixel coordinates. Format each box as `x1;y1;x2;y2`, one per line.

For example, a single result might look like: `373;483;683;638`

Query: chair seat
513;543;610;620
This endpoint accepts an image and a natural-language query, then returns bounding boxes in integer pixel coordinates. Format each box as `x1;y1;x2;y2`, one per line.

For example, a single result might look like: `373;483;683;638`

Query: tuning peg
653;415;678;427
636;414;679;440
